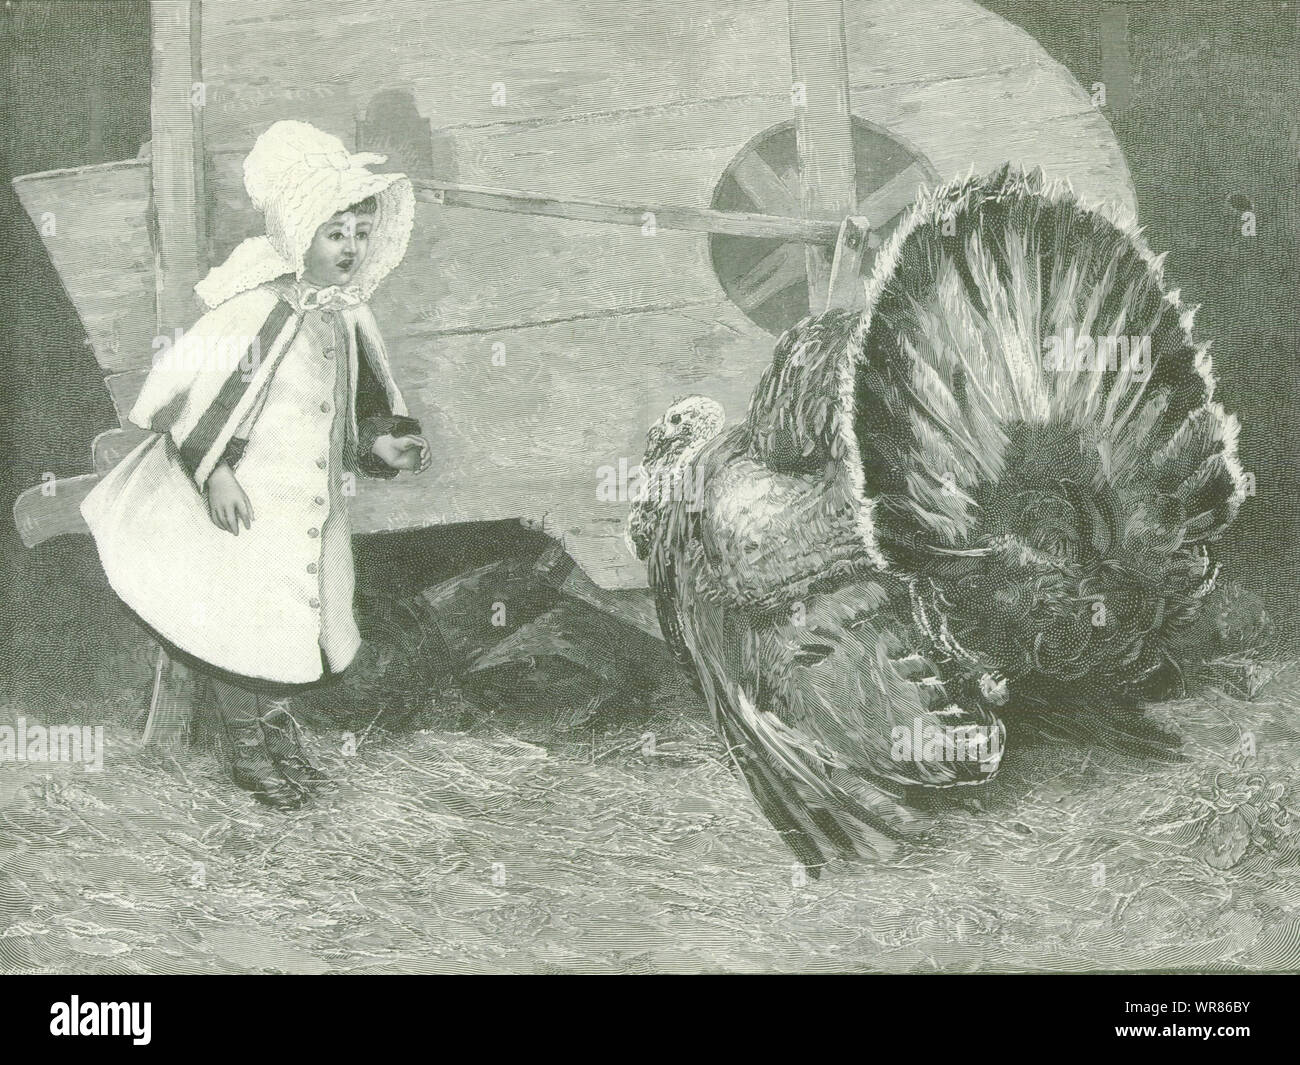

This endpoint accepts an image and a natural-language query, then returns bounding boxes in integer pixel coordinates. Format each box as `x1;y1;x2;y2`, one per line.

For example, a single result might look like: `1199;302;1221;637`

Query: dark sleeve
218;436;248;471
357;414;423;479
353;328;422;479
354;337;393;424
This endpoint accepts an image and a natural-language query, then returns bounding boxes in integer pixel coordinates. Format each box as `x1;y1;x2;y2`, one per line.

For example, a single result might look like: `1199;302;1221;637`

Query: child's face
302;209;374;287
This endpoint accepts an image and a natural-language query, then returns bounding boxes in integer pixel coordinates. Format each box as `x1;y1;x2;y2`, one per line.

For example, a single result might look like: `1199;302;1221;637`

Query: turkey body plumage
631;165;1246;873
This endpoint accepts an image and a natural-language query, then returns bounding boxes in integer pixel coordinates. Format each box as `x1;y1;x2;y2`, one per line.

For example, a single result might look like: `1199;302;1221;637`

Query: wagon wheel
709;117;939;335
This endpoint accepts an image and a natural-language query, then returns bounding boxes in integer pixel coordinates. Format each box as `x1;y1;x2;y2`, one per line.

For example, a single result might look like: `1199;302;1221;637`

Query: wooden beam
787;0;858;307
730;154;800;217
10;160;157;375
150;0;206;335
823;216;871;312
410;177;842;246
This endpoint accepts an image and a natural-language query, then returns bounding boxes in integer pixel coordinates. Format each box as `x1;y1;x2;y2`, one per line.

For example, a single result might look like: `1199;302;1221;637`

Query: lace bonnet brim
194;120;415;309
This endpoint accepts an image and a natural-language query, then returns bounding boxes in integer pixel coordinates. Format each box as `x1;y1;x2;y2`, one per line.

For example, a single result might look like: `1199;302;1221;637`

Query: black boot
261;698;329;790
229;729;308;810
212;684;307;810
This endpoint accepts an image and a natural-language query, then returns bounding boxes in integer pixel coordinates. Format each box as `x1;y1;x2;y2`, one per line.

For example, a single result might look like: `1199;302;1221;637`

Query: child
82;120;430;808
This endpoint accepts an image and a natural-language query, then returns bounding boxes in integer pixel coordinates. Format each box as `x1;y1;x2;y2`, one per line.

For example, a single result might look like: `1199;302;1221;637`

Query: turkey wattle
629;164;1246;872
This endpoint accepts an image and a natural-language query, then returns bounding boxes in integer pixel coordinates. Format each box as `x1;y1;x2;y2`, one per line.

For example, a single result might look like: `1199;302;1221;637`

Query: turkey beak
646;423;664;451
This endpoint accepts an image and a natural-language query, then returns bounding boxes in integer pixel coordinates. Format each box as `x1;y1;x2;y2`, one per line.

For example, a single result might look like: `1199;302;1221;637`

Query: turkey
629;164;1247;873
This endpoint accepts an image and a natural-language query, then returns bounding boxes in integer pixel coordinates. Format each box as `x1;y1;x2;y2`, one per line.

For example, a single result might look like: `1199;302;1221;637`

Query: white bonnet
195;120;415;308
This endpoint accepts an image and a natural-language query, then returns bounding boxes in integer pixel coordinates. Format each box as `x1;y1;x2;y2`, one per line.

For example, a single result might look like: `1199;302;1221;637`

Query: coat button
320;401;331;413
316;457;327;469
309;597;320;608
306;563;317;574
323;348;335;360
314;495;326;506
308;527;319;538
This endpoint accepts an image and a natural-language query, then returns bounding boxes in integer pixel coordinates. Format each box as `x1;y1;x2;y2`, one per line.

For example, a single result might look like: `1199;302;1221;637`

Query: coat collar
268;276;365;314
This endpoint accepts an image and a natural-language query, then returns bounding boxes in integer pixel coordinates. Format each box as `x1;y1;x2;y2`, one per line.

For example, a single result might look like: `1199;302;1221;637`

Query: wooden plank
12;475;100;548
105;369;149;427
10;160;157;374
787;0;858;307
197;0;1073;151
150;0;206;335
847;68;1136;218
209;91;826;338
347;299;772;591
198;0;789;148
94;426;153;473
412;178;841;244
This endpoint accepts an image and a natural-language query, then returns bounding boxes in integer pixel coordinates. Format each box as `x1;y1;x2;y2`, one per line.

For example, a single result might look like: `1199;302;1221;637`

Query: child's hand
372;433;431;473
206;464;255;534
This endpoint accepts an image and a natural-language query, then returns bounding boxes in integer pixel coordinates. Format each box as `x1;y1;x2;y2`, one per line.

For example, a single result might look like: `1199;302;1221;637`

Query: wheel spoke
731;243;809;312
711;117;936;333
730;153;799;216
859;162;930;229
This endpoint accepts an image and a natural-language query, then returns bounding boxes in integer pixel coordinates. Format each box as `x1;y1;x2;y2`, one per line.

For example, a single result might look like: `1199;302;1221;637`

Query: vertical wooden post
141;642;197;749
145;0;205;749
823;216;871;312
150;0;206;335
787;0;857;309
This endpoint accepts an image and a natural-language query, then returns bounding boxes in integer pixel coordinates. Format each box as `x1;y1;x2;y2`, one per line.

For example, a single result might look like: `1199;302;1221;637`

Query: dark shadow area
979;0;1300;645
0;1;151;705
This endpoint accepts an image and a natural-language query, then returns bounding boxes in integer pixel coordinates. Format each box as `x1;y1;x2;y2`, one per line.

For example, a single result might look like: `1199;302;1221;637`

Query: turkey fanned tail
635;164;1245;867
857;164;1246;704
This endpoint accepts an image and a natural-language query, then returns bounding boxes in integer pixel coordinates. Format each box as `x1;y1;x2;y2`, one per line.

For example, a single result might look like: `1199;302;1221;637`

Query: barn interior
1;0;1297;973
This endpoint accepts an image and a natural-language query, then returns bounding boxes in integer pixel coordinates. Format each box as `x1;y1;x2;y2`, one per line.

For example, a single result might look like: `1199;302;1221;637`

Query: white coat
83;120;420;684
81;282;417;683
